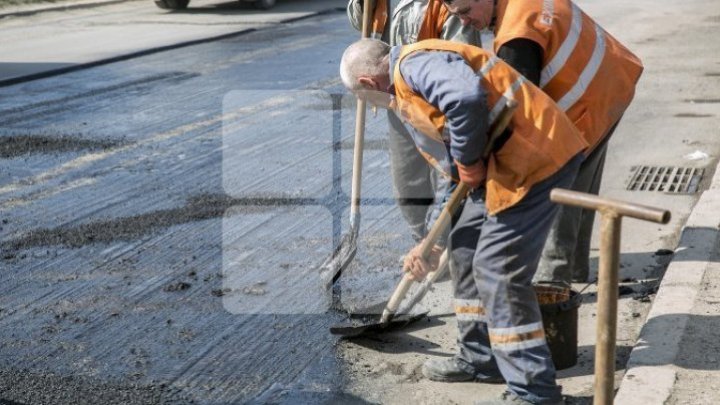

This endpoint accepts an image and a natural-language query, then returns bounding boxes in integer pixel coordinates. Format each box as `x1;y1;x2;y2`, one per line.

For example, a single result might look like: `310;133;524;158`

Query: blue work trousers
536;120;619;284
448;154;582;404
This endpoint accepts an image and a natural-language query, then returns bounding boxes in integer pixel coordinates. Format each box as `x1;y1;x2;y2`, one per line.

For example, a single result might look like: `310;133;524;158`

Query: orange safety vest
393;40;588;215
494;0;643;153
371;0;450;40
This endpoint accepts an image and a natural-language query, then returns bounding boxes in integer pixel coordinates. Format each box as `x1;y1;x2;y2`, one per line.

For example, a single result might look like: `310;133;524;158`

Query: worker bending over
347;0;480;250
340;38;588;405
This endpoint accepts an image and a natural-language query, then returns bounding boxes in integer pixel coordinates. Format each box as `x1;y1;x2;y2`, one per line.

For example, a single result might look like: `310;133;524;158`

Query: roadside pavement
615;159;720;404
0;0;137;17
0;0;345;85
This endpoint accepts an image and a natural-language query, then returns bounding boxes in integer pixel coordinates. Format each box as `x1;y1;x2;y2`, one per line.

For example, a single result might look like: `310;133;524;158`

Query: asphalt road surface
0;8;404;404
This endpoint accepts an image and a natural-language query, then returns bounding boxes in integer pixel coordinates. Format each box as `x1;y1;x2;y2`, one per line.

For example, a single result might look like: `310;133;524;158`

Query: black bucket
535;284;582;370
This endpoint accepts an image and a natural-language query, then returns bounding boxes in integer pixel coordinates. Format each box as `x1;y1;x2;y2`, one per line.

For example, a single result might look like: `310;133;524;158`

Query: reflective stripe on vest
540;2;607;112
441;56;525;144
539;1;582;88
489;75;527;125
393;40;588;215
494;0;643;153
556;24;605;110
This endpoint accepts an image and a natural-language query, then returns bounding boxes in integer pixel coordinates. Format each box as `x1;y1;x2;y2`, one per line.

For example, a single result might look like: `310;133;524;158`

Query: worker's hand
455;159;487;190
403;243;444;281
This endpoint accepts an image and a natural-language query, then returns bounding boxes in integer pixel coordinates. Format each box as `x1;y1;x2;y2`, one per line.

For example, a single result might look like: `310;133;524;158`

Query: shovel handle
397;249;449;314
380;183;468;323
361;0;374;38
380;100;519;324
349;0;375;227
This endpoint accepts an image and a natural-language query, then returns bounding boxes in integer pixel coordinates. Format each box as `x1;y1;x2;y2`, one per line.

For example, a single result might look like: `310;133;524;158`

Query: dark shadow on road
250;382;380;405
0;62;75;81
634;313;720;371
339;315;450;356
555;344;634;379
564;394;593;405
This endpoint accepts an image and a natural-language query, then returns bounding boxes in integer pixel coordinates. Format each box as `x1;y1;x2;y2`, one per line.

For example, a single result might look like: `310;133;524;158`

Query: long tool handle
380;182;469;323
397;249;449;315
379;99;519;324
349;0;375;230
548;190;670;405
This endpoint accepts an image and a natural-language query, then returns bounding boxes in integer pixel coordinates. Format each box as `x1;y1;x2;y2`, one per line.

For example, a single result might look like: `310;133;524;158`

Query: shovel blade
319;226;359;289
329;312;428;338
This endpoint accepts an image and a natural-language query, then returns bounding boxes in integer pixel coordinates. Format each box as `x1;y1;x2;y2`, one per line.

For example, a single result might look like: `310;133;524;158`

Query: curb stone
615;163;720;404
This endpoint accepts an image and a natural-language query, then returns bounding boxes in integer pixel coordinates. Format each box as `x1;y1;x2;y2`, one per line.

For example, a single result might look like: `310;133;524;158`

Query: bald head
340;38;391;91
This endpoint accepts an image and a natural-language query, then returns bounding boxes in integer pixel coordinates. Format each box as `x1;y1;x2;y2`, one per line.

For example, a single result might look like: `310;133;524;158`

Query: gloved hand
403;243;444;281
455;159;486;189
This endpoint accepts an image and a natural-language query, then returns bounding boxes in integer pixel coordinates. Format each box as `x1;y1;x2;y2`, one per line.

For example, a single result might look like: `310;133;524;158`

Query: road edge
0;0;140;19
614;161;720;404
0;6;344;88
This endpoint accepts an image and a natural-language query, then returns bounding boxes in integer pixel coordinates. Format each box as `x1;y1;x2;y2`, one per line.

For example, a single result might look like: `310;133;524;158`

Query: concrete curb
615;164;720;404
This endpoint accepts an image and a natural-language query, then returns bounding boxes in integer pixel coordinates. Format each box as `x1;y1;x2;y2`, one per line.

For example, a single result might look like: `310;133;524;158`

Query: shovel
331;99;518;337
318;0;375;288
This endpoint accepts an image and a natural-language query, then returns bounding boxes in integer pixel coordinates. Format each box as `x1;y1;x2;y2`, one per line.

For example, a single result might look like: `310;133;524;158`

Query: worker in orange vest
340;38;587;405
347;0;480;251
442;0;643;285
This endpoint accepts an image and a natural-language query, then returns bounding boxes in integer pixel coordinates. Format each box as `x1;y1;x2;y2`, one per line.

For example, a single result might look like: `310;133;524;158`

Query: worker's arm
440;15;482;46
496;38;543;86
347;0;364;32
399;51;490;188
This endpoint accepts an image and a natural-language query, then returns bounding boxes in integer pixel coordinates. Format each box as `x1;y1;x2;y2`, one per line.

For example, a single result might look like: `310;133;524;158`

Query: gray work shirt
389;46;489;167
347;0;481;46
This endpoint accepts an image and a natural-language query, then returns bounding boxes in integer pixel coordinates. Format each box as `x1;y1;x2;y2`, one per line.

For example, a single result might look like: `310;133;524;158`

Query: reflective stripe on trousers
448;153;583;404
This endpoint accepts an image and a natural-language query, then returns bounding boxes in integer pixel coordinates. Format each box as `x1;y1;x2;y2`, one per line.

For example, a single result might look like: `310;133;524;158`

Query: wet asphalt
0;9;407;404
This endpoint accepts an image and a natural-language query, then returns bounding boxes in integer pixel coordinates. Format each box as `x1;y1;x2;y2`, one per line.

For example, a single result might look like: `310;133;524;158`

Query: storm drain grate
627;166;704;193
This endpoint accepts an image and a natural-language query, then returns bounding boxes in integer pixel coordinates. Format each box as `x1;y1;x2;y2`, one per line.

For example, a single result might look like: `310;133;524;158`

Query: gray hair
340;38;391;91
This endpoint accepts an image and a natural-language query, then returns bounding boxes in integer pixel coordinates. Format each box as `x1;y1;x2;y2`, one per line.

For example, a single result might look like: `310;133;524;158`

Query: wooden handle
379;100;519;324
349;0;376;228
419;182;470;256
380;182;469;324
550;189;671;224
380;274;414;323
397;249;449;315
361;0;374;38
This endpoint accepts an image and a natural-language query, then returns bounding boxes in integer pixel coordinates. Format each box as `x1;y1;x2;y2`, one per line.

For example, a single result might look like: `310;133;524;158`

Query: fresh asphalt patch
0;369;193;405
0;193;322;251
0;134;124;158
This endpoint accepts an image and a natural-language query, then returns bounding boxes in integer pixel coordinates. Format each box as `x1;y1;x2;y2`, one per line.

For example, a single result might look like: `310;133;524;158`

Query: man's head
443;0;495;31
340;39;393;107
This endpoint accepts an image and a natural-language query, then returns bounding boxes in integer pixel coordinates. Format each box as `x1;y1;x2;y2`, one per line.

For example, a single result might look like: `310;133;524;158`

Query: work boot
474;391;565;405
422;357;503;383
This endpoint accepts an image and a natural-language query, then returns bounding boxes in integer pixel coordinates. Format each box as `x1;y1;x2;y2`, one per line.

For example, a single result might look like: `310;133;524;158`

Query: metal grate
626;166;704;193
